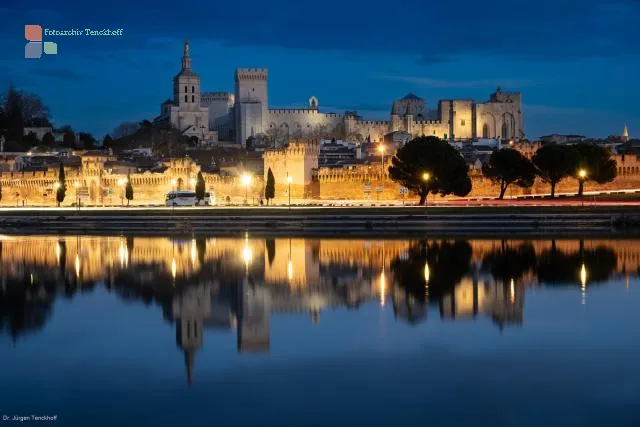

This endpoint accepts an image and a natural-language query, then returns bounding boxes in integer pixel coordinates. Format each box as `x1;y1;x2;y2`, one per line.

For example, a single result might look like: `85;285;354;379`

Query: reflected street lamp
287;175;292;209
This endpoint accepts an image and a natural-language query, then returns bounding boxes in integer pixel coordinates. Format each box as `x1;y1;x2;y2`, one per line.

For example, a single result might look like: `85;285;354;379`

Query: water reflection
0;235;638;383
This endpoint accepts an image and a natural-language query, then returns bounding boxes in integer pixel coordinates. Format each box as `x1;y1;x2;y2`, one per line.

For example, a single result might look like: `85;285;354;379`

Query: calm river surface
0;235;639;427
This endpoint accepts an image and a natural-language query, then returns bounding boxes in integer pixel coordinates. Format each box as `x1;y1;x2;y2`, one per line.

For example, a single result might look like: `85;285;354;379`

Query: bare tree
265;126;289;147
112;121;140;139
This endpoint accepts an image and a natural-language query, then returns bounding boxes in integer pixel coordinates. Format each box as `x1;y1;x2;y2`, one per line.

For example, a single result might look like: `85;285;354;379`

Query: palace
157;40;524;146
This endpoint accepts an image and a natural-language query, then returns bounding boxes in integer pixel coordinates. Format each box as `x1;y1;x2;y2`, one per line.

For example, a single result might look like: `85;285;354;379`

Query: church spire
185;350;194;386
622;123;629;141
182;39;191;70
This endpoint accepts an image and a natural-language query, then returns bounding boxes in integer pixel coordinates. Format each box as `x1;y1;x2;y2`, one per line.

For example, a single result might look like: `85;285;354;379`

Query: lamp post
378;144;385;200
422;172;431;207
241;174;252;205
287;175;292;209
74;182;80;211
170;178;177;191
117;178;126;207
578;168;587;205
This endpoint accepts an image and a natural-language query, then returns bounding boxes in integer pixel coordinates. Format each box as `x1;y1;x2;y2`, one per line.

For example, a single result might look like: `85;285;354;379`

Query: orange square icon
25;25;42;41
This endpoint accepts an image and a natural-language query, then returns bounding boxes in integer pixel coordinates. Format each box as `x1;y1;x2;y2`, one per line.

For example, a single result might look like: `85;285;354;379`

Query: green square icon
43;42;57;55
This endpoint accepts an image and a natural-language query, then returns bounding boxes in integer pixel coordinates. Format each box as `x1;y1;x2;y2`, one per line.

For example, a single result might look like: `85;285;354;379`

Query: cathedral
156;41;524;146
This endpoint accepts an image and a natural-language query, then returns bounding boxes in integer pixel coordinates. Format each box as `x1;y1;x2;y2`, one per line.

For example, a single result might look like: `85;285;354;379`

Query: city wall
1;150;638;207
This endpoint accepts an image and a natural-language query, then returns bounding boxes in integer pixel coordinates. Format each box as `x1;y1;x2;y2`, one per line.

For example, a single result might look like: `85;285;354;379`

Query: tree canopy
573;143;617;195
265;168;275;204
195;172;206;201
125;175;134;205
56;163;66;206
482;148;536;199
388;136;471;205
532;144;580;197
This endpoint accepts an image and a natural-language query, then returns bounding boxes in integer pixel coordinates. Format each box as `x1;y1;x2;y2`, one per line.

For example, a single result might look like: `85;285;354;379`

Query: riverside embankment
0;206;638;236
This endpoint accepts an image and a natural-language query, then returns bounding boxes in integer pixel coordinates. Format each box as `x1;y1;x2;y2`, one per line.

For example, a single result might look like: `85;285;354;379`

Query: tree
62;131;76;148
56;163;66;206
388;136;472;205
265;126;288;147
195;171;206;202
19;91;51;127
4;84;24;144
482;148;536;199
78;132;97;149
112;122;140;139
102;134;113;148
265;168;275;205
532;144;579;197
23;131;39;147
42;132;54;145
573;143;617;196
125;175;134;206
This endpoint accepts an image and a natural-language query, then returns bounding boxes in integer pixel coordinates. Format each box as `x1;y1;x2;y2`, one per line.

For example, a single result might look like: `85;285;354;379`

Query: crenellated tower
235;68;269;146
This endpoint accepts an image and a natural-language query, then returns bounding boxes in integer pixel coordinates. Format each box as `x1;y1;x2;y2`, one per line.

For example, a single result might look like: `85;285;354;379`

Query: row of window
185;95;195;103
185;85;195;93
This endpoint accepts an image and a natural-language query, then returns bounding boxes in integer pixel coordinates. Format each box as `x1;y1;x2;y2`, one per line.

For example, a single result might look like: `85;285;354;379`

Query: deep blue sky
1;0;638;139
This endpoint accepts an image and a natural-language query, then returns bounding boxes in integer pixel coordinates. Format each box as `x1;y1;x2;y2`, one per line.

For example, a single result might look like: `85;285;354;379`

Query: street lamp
422;172;431;207
117;178;126;207
241;174;252;205
578;168;588;204
74;182;80;210
378;144;385;200
287;175;292;209
170;178;177;191
190;178;197;189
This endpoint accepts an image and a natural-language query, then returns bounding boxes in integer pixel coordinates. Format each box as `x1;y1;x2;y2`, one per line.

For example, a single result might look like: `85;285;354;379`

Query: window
184;95;188;103
192;95;194;102
461;119;465;126
184;85;187;93
192;86;195;93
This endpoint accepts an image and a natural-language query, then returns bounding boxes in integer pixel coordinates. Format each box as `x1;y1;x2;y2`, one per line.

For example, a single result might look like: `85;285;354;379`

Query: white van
165;190;197;206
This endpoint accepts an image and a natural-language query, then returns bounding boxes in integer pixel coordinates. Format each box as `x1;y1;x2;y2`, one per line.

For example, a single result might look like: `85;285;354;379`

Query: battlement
268;108;320;115
414;120;442;125
263;139;320;160
201;92;234;101
235;68;268;81
360;120;389;126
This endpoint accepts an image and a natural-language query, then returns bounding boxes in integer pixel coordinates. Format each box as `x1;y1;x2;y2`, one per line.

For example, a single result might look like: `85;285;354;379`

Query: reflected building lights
118;241;128;268
287;260;293;281
510;278;516;304
191;239;197;265
75;254;80;278
55;241;61;264
171;258;177;281
379;271;386;307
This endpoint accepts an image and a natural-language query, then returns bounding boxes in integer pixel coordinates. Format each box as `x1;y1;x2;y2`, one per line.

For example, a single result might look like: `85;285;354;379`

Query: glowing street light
241;174;252;205
578;168;588;203
422;172;431;207
580;263;588;305
190;178;197;189
287;175;293;209
170;178;177;190
424;261;430;299
378;145;385;199
117;178;127;206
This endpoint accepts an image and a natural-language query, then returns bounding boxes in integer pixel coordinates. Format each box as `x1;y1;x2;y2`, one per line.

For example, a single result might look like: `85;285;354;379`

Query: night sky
1;0;638;139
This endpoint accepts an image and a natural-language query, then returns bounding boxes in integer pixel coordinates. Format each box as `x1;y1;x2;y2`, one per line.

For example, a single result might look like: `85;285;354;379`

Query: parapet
235;68;268;81
201;92;234;101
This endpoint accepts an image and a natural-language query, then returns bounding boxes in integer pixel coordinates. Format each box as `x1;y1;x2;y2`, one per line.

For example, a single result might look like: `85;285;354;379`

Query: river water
0;235;639;427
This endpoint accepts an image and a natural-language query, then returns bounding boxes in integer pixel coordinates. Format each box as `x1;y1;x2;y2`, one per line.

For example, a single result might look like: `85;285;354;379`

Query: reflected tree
391;240;472;303
536;241;617;285
482;242;537;283
266;239;276;267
